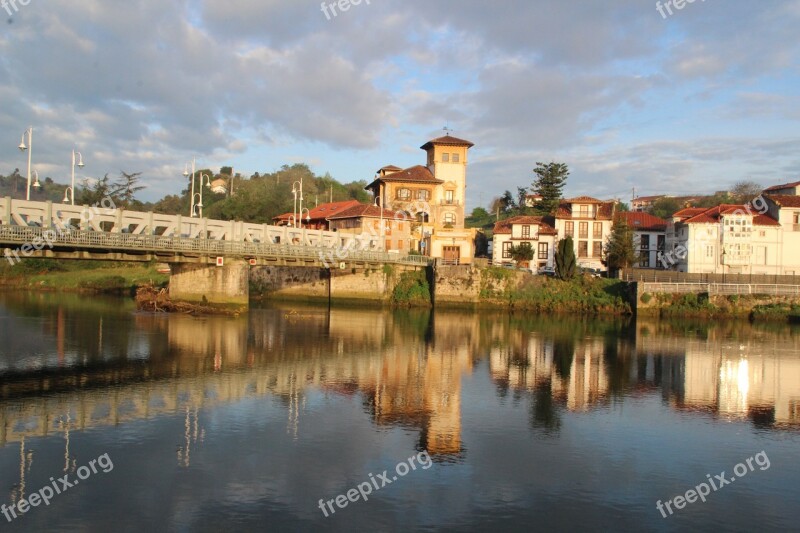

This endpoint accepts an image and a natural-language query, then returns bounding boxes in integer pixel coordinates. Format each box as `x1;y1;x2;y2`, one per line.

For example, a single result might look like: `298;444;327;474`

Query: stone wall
249;266;328;301
169;260;249;306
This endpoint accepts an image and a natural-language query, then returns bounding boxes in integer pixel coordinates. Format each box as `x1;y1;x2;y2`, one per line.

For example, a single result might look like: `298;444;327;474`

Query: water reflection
1;294;799;458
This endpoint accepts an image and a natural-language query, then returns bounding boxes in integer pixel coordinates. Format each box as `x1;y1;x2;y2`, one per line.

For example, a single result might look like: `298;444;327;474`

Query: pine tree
532;162;569;215
555;236;576;280
604;219;638;270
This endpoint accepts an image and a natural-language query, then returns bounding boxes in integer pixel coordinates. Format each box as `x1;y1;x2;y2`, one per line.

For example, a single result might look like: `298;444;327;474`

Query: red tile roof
672;207;706;220
555;198;615;220
420;135;474;150
764;180;800;192
682;204;780;226
365;165;443;190
326;204;405;220
492;215;557;235
765;194;800;208
273;200;361;223
616;212;667;231
378;165;402;172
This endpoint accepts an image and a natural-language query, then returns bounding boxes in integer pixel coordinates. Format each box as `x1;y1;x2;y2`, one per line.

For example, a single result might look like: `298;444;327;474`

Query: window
593;241;603;258
593;222;603;239
657;235;665;251
416;189;430;200
443;212;456;225
578;241;588;258
706;245;714;258
502;242;512;259
538;242;548;259
442;153;450;163
578;205;589;218
579;222;588;239
640;235;650;251
565;221;574;237
445;190;454;204
397;188;410;200
386;239;391;250
640;255;650;268
452;153;460;163
522;225;531;238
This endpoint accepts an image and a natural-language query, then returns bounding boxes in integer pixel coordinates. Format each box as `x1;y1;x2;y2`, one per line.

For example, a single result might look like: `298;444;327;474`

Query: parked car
582;267;604;278
538;266;556;277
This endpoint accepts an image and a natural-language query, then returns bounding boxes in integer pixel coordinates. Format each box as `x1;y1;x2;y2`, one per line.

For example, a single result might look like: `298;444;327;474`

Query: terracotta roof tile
682;204;780;226
366;165;443;190
273;200;361;222
616;212;667;231
326;203;404;220
555;198;615;220
766;194;800;208
764;180;800;192
420;135;474;150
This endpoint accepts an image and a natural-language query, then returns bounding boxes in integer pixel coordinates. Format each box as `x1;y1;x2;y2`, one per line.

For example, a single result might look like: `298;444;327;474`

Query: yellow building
366;135;477;264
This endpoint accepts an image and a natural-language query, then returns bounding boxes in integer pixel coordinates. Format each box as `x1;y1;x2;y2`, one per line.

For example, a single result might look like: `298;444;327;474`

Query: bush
640;292;652;304
392;271;431;306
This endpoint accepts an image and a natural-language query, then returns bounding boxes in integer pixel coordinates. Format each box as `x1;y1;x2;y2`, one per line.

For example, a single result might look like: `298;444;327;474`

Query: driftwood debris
135;284;242;316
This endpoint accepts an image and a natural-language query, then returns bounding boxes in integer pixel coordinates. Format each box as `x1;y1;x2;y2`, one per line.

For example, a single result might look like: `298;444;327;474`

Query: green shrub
640;292;652;304
392;271;431;306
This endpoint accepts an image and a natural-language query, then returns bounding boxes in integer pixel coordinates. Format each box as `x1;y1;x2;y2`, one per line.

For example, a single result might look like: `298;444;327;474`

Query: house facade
326;204;411;253
491;215;558;269
616;212;667;269
664;204;785;274
365;135;476;263
763;180;800;196
273;200;362;230
553;197;616;271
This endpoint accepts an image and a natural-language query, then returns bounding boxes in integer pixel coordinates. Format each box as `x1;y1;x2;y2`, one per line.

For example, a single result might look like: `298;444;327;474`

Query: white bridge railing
0;197;431;266
640;282;800;297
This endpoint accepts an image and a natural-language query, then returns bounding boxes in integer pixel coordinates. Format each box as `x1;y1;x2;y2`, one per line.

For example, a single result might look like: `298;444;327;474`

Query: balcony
439;199;461;206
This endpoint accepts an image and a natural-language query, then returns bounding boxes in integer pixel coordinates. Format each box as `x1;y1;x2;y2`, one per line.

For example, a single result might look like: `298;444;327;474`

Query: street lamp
182;157;196;217
18;127;35;200
196;172;212;218
190;193;202;218
291;180;303;228
299;207;311;229
63;187;74;204
68;150;85;206
30;170;41;192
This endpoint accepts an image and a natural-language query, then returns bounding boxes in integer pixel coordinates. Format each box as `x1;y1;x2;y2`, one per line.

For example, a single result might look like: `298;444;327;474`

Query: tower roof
420;135;474;151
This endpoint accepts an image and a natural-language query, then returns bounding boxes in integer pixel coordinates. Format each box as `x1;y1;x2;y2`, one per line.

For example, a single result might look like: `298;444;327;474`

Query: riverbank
0;259;168;294
638;291;800;322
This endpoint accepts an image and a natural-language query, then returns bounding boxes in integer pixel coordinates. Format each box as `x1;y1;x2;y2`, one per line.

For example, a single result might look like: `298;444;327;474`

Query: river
0;292;798;532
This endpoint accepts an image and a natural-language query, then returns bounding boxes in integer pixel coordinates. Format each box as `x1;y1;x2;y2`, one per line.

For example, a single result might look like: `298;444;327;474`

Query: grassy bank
639;292;800;323
0;259;168;294
478;268;632;314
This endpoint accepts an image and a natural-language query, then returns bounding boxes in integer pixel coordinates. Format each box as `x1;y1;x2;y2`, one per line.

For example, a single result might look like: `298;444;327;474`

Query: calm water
0;293;798;532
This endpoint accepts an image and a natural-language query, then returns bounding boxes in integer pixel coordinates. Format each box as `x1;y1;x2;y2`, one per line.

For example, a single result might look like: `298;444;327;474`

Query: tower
420;135;474;229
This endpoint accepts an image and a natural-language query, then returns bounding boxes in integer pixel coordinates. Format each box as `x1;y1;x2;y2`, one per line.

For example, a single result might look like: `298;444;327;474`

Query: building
272;199;362;230
553;197;616;271
491;215;558;269
763;180;800;196
615;212;667;269
524;193;543;207
326;203;411;252
365;135;476;264
631;195;665;212
665;203;785;274
209;178;228;195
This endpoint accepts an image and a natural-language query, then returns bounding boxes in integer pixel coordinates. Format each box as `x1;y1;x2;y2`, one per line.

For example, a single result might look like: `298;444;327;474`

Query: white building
616;212;667;269
553;197;616;271
492;215;558;269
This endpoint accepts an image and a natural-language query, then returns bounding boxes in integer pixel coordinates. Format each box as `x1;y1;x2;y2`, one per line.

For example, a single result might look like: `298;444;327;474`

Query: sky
1;0;799;209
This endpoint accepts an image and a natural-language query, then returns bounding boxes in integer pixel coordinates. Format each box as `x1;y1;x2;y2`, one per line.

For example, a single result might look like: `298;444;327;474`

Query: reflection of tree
530;379;561;434
553;336;574;380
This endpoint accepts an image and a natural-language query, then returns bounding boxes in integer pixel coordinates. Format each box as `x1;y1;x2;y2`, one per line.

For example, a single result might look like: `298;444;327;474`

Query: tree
499;190;516;213
555;236;577;280
77;174;112;206
649;197;682;219
509;242;534;265
604;219;638;271
730;180;763;203
516;186;529;213
111;171;145;208
532;162;569;215
616;202;630;212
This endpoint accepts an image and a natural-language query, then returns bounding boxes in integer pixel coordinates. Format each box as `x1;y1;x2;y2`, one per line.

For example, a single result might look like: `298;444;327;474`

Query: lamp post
62;187;74;204
196;172;212;218
30;170;41;193
299;207;310;229
18;127;35;200
68;150;85;205
182;157;196;217
291;180;303;228
191;193;202;218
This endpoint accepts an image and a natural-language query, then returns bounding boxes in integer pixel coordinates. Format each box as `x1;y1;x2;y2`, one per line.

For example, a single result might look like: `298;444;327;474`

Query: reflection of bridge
1;197;430;306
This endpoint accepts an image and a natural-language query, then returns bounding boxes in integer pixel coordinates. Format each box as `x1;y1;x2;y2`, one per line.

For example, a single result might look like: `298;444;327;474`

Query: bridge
0;197;431;307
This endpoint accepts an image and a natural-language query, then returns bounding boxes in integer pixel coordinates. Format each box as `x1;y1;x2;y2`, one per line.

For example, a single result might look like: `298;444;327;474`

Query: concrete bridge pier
169;260;249;309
